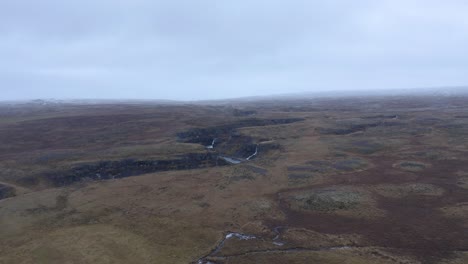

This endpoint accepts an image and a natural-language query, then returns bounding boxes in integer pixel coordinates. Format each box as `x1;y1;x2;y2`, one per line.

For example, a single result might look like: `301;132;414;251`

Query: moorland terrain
0;95;468;263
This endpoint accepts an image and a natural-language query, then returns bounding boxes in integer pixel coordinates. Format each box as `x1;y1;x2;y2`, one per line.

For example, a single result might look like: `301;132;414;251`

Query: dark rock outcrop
177;118;303;145
44;153;228;187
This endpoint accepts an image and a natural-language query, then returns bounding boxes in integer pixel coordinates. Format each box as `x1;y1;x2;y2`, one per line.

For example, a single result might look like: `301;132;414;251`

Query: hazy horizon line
2;85;468;104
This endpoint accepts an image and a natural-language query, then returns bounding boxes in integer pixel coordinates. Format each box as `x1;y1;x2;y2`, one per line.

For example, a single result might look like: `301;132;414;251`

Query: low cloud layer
1;0;468;100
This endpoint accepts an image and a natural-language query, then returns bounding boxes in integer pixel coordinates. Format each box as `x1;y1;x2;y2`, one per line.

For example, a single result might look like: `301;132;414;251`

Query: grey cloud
1;0;467;100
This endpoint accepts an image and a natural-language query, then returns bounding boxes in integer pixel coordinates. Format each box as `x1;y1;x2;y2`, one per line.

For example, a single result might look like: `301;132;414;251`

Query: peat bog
0;96;468;263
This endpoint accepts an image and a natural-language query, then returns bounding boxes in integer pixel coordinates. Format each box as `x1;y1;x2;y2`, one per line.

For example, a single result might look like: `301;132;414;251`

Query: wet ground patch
393;161;430;172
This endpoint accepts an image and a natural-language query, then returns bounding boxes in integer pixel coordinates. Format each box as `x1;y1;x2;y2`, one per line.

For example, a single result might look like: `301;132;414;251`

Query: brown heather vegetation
0;96;468;263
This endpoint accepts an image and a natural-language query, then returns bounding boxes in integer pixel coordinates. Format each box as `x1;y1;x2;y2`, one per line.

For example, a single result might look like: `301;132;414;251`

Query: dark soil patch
0;184;16;200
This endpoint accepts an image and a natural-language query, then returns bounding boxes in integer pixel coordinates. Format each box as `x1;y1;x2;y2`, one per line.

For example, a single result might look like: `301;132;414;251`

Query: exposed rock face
177;118;304;145
31;118;297;187
177;118;298;160
43;153;228;187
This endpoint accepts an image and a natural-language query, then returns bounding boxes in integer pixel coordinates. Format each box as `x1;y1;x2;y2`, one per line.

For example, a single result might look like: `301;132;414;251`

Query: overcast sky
1;0;468;100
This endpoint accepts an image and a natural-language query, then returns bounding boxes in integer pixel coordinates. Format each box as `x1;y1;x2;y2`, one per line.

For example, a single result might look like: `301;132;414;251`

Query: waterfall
206;138;216;149
246;145;258;160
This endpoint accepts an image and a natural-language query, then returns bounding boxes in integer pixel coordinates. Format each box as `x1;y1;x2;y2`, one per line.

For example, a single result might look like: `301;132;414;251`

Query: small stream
196;227;285;264
195;226;357;263
197;232;257;264
272;226;286;246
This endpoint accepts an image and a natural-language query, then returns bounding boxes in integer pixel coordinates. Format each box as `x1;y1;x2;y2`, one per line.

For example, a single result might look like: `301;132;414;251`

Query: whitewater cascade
206;138;216;149
246;145;258;160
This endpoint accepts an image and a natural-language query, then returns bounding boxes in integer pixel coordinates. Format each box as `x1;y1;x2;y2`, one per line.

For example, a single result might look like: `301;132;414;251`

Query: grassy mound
283;186;386;219
373;183;444;198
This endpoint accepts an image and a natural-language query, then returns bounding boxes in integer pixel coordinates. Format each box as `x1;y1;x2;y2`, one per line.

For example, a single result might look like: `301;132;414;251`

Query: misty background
1;0;468;101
